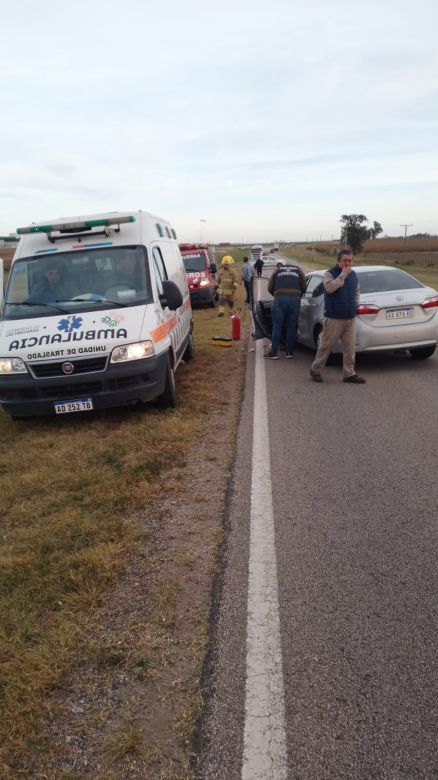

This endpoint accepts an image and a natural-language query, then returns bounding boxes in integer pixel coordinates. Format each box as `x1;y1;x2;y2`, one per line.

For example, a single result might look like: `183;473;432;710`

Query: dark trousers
271;295;301;354
243;280;251;304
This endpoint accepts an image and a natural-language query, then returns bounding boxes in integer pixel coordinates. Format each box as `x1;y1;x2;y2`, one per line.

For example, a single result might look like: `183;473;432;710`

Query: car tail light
421;295;438;309
357;303;380;315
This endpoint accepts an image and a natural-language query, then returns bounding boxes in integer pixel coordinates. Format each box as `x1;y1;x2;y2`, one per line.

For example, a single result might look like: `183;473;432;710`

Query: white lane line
242;339;288;780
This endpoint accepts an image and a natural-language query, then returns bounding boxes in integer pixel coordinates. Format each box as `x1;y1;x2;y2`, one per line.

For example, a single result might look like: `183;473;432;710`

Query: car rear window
358;269;425;294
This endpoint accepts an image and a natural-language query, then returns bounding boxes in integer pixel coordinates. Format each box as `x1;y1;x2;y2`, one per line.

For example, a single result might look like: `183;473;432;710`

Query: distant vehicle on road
252;265;438;359
250;244;263;263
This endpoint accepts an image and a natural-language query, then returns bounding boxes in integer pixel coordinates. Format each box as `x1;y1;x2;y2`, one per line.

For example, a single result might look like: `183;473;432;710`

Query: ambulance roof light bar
16;215;136;236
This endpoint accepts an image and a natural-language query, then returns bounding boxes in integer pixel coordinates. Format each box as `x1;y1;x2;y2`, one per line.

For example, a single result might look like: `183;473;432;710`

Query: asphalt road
199;336;438;780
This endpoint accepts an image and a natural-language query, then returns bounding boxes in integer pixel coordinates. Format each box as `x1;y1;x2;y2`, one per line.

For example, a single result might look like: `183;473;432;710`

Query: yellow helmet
222;255;234;265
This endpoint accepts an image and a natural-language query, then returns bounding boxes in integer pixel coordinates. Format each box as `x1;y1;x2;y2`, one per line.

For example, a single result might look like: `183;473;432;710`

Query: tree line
340;214;383;254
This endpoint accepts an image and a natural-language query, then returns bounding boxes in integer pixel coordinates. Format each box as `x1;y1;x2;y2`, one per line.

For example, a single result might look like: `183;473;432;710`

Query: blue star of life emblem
57;315;83;333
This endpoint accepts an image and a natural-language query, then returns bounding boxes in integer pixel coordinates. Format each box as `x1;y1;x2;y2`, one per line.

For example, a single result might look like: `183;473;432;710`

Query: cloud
1;0;438;239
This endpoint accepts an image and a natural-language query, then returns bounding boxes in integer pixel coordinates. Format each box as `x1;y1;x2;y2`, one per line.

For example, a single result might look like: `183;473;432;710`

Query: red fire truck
179;244;217;307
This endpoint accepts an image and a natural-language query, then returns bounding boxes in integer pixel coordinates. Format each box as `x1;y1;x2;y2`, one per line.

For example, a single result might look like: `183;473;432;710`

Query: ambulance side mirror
160;280;183;311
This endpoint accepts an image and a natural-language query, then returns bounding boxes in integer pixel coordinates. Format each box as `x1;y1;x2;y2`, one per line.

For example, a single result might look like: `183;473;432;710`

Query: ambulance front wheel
182;332;195;362
157;354;177;409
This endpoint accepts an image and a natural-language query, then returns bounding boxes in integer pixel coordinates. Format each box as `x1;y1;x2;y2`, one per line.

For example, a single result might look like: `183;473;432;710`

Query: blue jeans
271;295;301;354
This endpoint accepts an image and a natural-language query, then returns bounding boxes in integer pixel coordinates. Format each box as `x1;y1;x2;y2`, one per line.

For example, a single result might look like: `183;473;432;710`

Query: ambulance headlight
0;358;28;374
110;341;155;363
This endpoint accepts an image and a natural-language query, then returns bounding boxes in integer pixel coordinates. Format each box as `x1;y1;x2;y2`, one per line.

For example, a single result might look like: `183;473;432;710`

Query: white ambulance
0;211;194;418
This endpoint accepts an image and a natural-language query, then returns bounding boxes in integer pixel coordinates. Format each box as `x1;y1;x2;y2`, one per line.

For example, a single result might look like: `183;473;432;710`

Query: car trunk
357;289;435;327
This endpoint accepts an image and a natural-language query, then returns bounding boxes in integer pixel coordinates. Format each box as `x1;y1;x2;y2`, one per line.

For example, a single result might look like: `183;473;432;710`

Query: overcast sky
1;0;437;243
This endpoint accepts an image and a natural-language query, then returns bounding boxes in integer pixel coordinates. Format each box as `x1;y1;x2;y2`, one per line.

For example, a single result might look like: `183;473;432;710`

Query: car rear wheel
409;345;436;360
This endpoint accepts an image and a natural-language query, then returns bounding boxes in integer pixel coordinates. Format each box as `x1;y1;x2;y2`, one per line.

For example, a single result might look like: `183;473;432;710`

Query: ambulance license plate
54;398;93;414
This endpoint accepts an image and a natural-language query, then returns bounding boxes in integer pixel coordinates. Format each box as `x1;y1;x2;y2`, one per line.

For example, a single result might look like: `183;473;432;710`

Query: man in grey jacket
241;256;253;304
310;249;366;383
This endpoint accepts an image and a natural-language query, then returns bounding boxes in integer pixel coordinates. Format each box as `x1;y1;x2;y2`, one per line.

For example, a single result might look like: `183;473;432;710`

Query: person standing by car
265;260;306;359
254;257;264;278
310;249;366;383
215;255;239;317
241;256;253;305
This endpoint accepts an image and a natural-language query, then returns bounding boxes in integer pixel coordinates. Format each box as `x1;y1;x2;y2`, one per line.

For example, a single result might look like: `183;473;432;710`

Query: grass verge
0;268;250;779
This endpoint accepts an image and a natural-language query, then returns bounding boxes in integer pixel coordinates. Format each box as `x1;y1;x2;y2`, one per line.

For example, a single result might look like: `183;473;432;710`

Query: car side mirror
160;279;183;310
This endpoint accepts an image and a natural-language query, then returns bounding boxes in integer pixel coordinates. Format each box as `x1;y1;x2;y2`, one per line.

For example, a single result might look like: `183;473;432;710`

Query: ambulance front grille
31;357;108;378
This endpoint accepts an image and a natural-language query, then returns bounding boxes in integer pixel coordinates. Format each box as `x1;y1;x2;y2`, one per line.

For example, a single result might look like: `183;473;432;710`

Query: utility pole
200;218;207;243
400;223;413;247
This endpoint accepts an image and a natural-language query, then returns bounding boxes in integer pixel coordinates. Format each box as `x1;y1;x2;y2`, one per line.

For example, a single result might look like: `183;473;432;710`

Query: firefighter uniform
215;256;238;316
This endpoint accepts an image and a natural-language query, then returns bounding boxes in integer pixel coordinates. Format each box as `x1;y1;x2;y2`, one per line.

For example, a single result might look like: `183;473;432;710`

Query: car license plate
386;307;414;320
54;398;93;414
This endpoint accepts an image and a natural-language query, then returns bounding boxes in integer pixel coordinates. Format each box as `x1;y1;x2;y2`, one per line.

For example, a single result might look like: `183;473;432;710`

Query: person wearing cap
215;256;238;316
30;259;78;303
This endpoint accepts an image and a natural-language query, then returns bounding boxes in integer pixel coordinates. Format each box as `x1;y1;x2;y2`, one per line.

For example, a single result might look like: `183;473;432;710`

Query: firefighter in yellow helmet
215;256;239;316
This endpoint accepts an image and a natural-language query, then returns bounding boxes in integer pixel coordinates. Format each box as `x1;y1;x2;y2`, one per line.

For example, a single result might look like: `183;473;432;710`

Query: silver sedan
297;265;438;359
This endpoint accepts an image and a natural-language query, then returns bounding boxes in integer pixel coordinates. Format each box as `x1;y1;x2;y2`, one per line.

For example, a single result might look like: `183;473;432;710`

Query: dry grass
363;236;438;253
0;265;250;778
284;246;438;289
304;237;438;255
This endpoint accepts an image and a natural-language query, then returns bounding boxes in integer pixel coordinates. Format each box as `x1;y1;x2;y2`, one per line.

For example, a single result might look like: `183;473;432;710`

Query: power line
400;223;413;239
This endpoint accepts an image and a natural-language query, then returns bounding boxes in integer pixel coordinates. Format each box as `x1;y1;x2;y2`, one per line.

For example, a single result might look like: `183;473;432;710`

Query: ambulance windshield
182;252;206;272
4;246;153;320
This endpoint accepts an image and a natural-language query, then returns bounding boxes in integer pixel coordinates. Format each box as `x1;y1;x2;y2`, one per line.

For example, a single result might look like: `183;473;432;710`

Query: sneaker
264;351;279;360
217;312;224;318
310;370;323;382
285;352;294;359
343;374;366;384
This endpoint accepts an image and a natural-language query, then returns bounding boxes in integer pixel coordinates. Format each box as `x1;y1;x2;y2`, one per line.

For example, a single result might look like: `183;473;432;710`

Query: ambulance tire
157;354;177;409
182;332;195;362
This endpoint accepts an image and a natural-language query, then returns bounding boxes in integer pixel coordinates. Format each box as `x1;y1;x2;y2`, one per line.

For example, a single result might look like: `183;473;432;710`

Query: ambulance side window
152;246;168;296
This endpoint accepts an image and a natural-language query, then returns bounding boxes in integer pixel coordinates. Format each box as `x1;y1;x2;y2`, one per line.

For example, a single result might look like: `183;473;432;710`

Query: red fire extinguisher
231;309;241;340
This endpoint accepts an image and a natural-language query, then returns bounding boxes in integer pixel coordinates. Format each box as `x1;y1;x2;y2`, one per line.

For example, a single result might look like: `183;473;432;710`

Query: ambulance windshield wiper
64;297;129;307
7;300;69;313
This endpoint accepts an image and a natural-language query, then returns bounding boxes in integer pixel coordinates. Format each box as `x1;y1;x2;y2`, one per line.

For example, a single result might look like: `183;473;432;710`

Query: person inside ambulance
116;249;144;290
30;258;78;303
215;255;239;317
